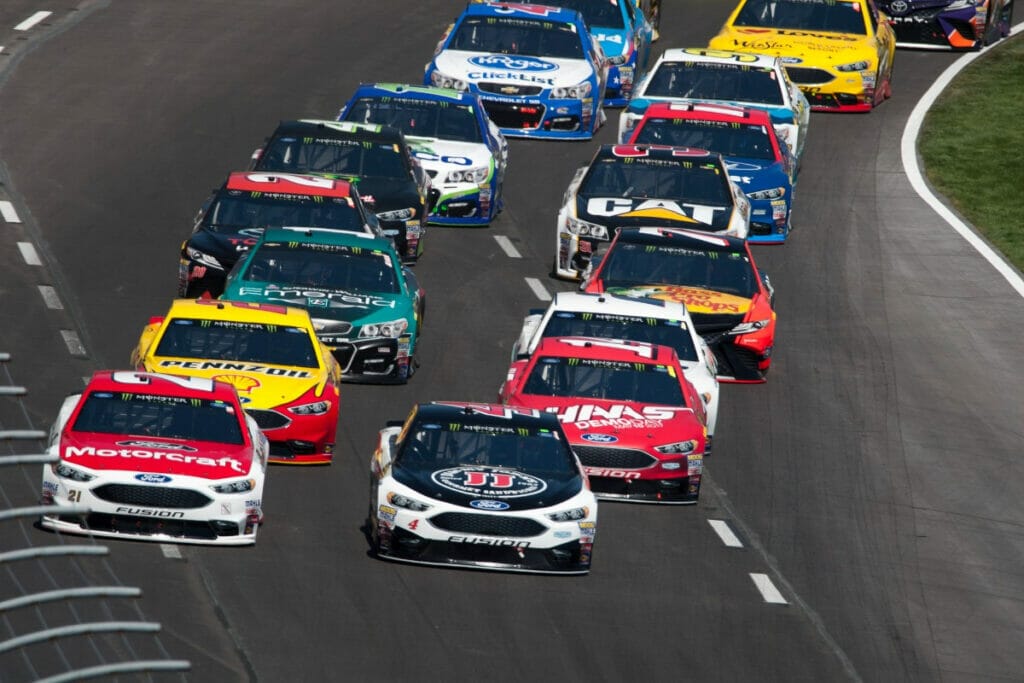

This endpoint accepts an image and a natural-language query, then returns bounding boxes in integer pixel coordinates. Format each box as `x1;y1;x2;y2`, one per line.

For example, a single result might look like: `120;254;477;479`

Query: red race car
582;226;776;382
499;336;708;504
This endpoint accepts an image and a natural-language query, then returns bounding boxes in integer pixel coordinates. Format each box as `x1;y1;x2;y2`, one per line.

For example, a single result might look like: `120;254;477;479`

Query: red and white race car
40;371;268;546
499;337;708;504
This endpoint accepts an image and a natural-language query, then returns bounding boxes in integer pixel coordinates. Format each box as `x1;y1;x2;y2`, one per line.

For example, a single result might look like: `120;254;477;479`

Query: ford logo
468;55;558;72
581;433;617;443
470;499;510;511
135;473;172;484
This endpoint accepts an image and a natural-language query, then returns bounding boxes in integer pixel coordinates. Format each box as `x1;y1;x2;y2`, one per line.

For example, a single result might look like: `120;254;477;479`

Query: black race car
249;119;434;262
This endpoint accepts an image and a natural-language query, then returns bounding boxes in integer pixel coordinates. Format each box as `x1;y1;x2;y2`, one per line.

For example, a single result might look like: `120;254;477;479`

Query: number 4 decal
408;519;419;530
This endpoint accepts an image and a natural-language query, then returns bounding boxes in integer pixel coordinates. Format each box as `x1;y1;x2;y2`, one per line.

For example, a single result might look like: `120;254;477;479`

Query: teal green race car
222;227;425;384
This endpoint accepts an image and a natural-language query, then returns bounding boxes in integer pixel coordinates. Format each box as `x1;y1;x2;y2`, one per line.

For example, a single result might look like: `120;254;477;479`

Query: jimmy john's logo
64;446;245;473
158;360;311;378
586;198;725;225
431;466;547;498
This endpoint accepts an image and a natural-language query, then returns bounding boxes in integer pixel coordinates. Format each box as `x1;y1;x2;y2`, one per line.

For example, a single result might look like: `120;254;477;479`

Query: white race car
512;291;719;447
369;401;597;574
40;371;268;546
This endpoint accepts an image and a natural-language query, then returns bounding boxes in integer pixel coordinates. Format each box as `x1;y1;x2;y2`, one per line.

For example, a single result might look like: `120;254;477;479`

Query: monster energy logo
568;358;580;366
288;241;300;248
681;161;693;168
581;313;593;321
352;247;362;254
624;158;634;164
190;398;201;407
449;423;461;431
266;324;278;332
634;363;645;371
251;192;263;198
201;320;212;327
121;393;131;401
362;141;373;149
731;122;740;129
646;318;657;326
312;196;324;203
517;428;529;436
646;246;657;253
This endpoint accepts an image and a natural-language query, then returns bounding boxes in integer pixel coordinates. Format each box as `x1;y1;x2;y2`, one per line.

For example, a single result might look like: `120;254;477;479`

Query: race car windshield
449;16;585;60
397;423;577;476
513;0;625;29
256;136;409;179
72;392;244;445
243;242;400;294
633;119;776;161
523;357;686;406
734;0;868;35
645;62;785;106
154;319;320;369
202;193;365;234
343;98;483;144
582;158;732;207
541;312;698;361
600;242;759;297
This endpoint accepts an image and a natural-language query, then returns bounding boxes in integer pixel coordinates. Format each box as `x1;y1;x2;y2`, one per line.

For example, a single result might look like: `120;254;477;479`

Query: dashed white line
60;330;86;356
750;573;788;604
524;277;551;302
14;11;53;31
160;544;182;559
493;235;521;258
38;285;63;310
1;201;21;223
708;519;743;548
17;242;41;265
0;47;5;55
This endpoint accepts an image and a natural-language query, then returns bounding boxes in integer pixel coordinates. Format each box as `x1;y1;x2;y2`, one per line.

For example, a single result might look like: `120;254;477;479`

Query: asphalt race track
1;1;1022;681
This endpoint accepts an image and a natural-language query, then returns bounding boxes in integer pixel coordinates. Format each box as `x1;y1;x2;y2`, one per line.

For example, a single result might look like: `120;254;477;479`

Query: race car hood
226;283;412;326
392;464;584;510
510;396;705;445
577;194;732;230
142;356;324;410
626;97;798;129
435;50;595;91
591;29;632;61
60;432;252;480
607;285;753;315
325;175;420;214
187;227;264;270
711;27;876;64
723;157;789;193
406;138;495;179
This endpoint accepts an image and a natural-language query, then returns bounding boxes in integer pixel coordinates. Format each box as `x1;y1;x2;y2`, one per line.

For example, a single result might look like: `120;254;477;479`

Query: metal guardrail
0;352;190;681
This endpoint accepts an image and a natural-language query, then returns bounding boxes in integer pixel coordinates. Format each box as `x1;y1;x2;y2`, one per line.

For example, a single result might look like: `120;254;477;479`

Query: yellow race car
131;299;342;464
709;0;896;112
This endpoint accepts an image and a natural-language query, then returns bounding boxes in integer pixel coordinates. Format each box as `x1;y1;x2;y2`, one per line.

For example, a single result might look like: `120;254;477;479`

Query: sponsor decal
447;536;530;547
470;499;511;511
117;440;197;452
378;504;397;522
115;506;186;518
65;446;245;473
613;286;752;314
211;374;262;393
586;198;726;225
553;530;572;539
581;433;618;443
158;360;311;378
134;473;173;484
237;286;396;310
559;404;688;429
585;467;643;479
431;466;547;498
467;71;556;85
468;54;558;72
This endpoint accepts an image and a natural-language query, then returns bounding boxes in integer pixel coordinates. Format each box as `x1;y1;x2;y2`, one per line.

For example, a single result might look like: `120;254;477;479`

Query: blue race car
628;103;798;243
425;2;608;140
338;83;508;226
472;0;654;106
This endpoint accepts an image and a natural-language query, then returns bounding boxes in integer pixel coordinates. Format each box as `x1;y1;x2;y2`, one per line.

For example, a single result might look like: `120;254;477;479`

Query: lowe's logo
135;473;173;484
469;55;557;72
470;499;510;511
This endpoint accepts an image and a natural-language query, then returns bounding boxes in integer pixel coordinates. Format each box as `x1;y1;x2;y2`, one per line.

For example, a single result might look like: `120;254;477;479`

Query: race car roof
659;47;780;69
464;2;584;25
594;144;721;166
532;336;680;366
614;226;748;253
259;226;395;253
422;402;562;431
551;291;692;321
84;371;241;404
641;102;774;127
347;83;480;107
224;172;355;199
270;119;406;146
162;298;313;328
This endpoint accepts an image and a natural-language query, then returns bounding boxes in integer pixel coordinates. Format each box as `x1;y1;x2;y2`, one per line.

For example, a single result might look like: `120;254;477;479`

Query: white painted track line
60;330;86;356
14;11;52;32
1;201;21;223
160;544;182;559
751;573;788;604
494;235;521;258
38;285;63;310
901;22;1024;300
524;277;551;301
708;519;743;548
17;242;41;265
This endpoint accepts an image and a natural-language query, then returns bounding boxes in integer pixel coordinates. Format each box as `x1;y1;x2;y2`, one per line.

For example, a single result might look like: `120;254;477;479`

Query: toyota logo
887;0;909;15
